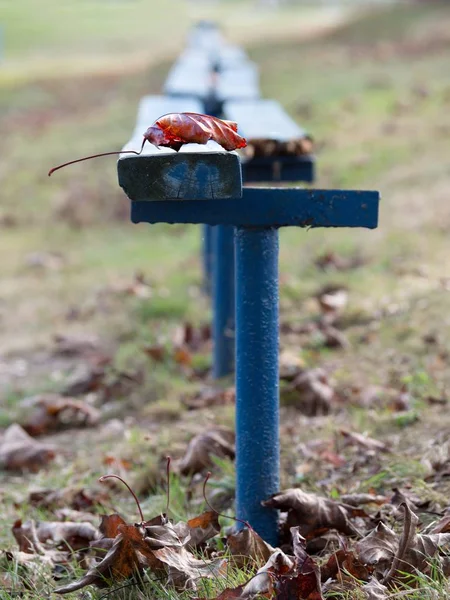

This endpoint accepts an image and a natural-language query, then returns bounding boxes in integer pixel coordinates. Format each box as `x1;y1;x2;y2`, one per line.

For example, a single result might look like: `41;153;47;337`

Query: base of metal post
212;225;235;379
235;226;280;545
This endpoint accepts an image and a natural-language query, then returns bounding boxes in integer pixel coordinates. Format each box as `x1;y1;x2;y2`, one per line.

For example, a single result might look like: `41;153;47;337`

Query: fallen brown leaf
340;430;389;453
275;527;323;599
55;523;162;594
384;503;450;583
362;579;388;599
430;511;450;534
355;522;397;578
0;424;57;472
227;527;275;569
178;427;235;476
316;286;348;319
315;251;367;272
187;511;221;549
52;333;102;358
19;394;100;436
340;493;388;507
182;387;235;410
29;486;108;511
284;369;335;416
13;519;98;553
262;489;365;537
153;545;227;590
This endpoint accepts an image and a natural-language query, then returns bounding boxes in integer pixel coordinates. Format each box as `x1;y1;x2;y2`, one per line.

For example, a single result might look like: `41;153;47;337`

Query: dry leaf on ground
182;387;235;410
316;286;348;320
29;486;108;511
0;424;57;472
263;488;365;537
283;369;335;416
227;527;275;568
340;430;390;453
19;394;100;436
52;333;102;358
153;545;227;590
178;427;235;476
56;523;162;594
276;527;323;599
362;579;388;599
187;511;221;549
13;519;98;553
315;251;367;272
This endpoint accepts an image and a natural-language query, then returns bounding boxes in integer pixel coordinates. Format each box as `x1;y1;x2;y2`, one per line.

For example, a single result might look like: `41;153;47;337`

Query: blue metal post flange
235;226;280;545
212;225;235;378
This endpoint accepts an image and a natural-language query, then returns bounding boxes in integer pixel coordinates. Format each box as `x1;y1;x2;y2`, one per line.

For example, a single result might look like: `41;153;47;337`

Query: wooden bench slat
215;45;249;70
164;64;212;99
134;95;203;132
223;99;307;141
216;66;260;102
118;139;242;202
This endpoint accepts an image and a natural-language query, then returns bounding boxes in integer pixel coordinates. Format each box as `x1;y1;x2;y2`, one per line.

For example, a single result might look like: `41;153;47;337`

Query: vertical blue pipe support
202;224;213;295
235;226;280;545
212;225;235;378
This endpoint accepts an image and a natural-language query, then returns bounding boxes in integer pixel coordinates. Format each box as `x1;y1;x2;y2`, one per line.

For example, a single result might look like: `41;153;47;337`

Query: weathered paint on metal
212;225;235;378
130;187;379;229
242;156;314;183
235;226;280;544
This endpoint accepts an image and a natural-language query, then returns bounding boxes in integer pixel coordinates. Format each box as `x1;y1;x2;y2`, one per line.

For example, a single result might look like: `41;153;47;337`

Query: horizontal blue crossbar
131;187;379;229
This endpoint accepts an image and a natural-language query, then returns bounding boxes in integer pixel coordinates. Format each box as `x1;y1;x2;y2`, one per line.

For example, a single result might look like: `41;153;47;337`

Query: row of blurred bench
122;20;315;378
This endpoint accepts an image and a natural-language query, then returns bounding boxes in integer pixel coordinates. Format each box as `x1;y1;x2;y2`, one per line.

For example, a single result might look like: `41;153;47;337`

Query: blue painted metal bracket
241;155;315;183
131;188;379;229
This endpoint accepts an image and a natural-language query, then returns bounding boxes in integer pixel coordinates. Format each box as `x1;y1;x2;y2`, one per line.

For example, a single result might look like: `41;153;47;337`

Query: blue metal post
202;224;213;295
212;225;235;378
235;226;280;545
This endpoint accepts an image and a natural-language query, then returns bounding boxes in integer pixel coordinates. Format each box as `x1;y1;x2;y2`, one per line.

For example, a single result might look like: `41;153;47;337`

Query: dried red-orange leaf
146;113;247;152
173;346;193;366
99;514;128;539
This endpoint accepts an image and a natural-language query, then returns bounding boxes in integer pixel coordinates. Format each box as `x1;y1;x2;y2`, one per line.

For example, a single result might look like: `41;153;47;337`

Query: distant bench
223;99;314;183
122;22;314;379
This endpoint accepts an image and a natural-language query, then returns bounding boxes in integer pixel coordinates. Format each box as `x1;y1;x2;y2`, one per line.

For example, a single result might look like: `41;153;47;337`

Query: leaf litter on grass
4;450;450;599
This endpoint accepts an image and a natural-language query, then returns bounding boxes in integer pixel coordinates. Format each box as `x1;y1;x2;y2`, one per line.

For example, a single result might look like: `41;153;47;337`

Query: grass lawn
1;2;450;598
